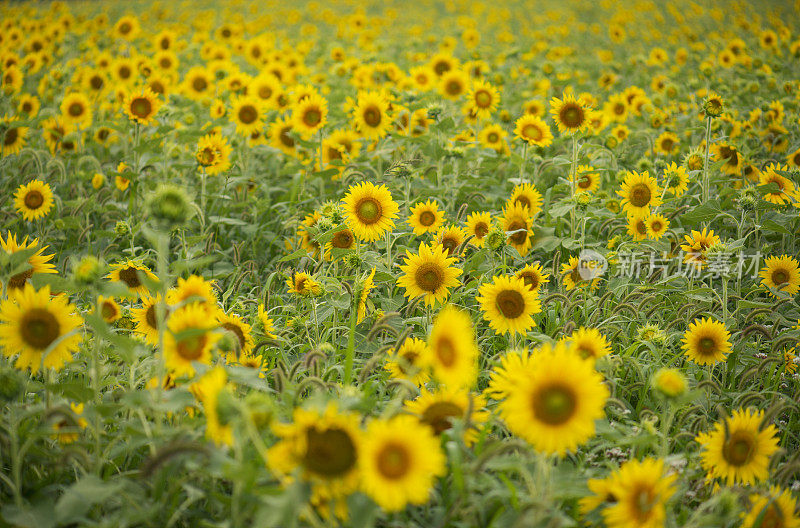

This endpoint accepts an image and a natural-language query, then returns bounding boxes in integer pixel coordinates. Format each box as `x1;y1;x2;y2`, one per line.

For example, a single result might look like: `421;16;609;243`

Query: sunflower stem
343;290;358;386
701;115;711;207
569;134;578;240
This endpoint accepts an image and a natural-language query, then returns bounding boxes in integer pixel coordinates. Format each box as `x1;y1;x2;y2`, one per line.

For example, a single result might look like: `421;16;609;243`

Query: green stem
343;293;358;386
702;116;711;205
569;134;578;240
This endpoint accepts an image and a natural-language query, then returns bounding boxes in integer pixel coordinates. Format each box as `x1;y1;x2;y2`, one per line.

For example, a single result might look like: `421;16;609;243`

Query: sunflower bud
114;220;131;237
315;216;333;233
215;389;239;427
703;95;724;117
244;392;274;429
145;184;193;230
72;255;105;286
342;251;365;269
604;135;618;149
485;226;506;251
652;368;688;399
0;367;23;402
217;333;237;354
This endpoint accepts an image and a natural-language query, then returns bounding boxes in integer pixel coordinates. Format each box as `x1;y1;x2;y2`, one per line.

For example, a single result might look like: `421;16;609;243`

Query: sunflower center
355;197;382;224
397;350;419;374
131;97;152;118
487;132;499;143
238;105;258;124
446;81;462;95
559;103;584;128
279;127;295;147
520;271;539;290
9;268;33;289
363;106;381;127
474;90;492;107
101;302;117;320
258;86;272;99
636;220;646;235
376;442;410;480
176;333;207;361
332;230;354;249
515;196;531;209
145;304;160;329
414;263;444;292
119;22;131;34
434;61;450;75
90;75;104;90
160;58;172;69
496;289;525;319
441;236;458;255
435;337;456;367
629;183;652;208
24;190;44;209
507;220;528;245
421;401;463;435
532;383;577;425
222;322;246;350
771;269;789;286
302;427;357;477
192;77;207;91
20;308;60;349
698;336;717;356
4;127;18;146
522;124;542;140
758;504;784;528
614;103;625;115
578;175;591;188
118;267;142;288
198;147;216;166
68;102;84;117
661;138;674;151
474;222;489;238
650;220;663;232
632;485;657;523
419;211;436;226
303;109;321;127
722;430;756;466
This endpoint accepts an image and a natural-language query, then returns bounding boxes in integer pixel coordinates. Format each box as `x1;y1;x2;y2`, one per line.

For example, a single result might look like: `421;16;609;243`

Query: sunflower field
2;0;800;526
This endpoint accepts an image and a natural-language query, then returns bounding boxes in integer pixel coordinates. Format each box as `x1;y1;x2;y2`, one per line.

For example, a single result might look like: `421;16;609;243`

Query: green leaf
55;475;123;524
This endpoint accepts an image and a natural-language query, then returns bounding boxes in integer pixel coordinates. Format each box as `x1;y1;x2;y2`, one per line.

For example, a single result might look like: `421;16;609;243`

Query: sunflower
131;294;165;346
602;458;677;528
511;115;550;148
759;255;800;296
51;402;88;445
438;69;469;101
113;15;140;40
268;404;362;510
477;275;541;336
409;65;436;91
13;180;54;222
256;303;277;340
711;143;743;176
564;327;612;360
182;66;214;100
0;232;56;290
217;311;255;360
617;171;661;217
164;304;220;378
230;95;265;137
196;131;232;176
496;341;608;456
404;387;489;445
408;200;445;236
603;93;629;123
561;255;603;291
786;148;800;169
292;93;328;138
108;260;158;297
353;91;391;140
1;65;22;95
321;128;359;174
424;305;478;388
97;295;121;324
1;116;28;157
466;79;499;119
626;213;648;242
579;473;621;518
645;214;670;240
509;182;543;217
465;211;492;247
60;92;92;129
516;263;550;293
435;225;466;257
759;164;797;205
696;408;780;486
359;414;446;512
168;274;219;313
356;268;376;324
572;165;601;194
286;271;322;297
341;181;399;242
123;87;161;125
682;317;731;365
325;227;357;258
477;124;506;152
17;94;40;117
663;162;689;196
0;284;82;373
654;131;679;156
742;487;800;528
298;211;321;256
501;201;533;256
192;366;233;446
384;337;430;386
397;242;461;306
550;91;590;133
680;228;720;269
